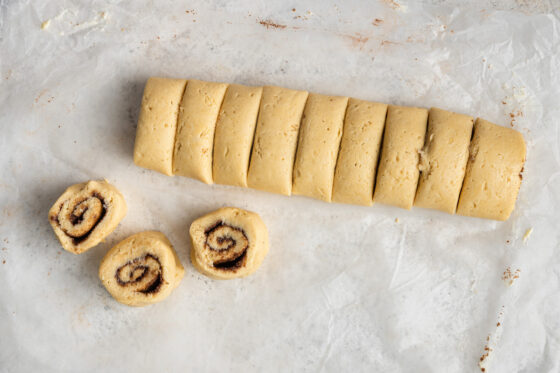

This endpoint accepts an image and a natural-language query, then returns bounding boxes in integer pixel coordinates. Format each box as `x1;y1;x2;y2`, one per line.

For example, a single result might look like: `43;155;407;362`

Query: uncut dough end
133;77;187;176
456;118;526;221
414;107;474;214
173;79;229;184
332;99;388;206
373;105;428;210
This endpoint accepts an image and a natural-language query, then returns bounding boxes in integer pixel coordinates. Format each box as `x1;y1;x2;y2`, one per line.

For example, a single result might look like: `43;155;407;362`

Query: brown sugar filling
205;221;249;271
53;192;107;245
115;253;163;294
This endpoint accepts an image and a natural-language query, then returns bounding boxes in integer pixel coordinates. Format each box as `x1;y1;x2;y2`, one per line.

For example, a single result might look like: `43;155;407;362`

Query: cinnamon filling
205;222;249;271
115;253;163;294
55;192;107;245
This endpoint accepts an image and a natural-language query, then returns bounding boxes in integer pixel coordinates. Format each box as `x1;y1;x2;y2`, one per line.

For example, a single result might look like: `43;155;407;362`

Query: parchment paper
1;0;559;372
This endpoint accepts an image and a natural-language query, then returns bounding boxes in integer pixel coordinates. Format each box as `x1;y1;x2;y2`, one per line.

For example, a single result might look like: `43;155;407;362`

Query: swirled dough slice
99;231;184;307
247;86;309;195
414;108;474;213
213;84;263;187
292;94;348;202
189;207;269;280
133;77;187;176
456;118;526;221
373;105;428;209
332;99;388;206
173;79;229;184
48;180;127;254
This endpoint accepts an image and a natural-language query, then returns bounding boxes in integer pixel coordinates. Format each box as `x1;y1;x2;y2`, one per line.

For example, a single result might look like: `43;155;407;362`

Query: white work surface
1;1;559;372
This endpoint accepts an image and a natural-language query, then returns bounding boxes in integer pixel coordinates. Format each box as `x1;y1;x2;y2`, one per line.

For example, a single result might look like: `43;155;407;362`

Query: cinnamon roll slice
99;231;185;307
48;180;127;254
189;207;269;280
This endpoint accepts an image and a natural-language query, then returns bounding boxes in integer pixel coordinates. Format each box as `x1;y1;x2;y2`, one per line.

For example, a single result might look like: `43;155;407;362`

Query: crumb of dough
522;227;533;244
41;19;51;29
395;218;399;223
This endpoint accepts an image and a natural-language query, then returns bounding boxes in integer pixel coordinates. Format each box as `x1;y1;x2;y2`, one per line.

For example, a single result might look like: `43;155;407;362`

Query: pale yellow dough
414;108;474;214
292;93;348;202
173;79;229;184
332;99;388;206
48;180;127;254
456;118;526;220
133;77;187;176
373;105;428;209
213;84;263;187
247;86;309;195
190;207;269;280
99;231;184;307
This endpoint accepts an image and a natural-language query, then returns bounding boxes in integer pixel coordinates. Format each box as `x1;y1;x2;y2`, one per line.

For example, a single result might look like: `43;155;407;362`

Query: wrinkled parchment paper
1;1;559;372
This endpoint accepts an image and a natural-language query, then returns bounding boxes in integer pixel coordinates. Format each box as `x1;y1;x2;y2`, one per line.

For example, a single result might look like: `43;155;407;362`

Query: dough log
213;84;263;187
456;118;526;220
414;107;474;213
292;93;348;202
247;86;309;195
332;99;388;206
133;77;187;176
99;231;184;307
190;207;269;279
48;180;127;254
173;79;229;184
373;105;428;209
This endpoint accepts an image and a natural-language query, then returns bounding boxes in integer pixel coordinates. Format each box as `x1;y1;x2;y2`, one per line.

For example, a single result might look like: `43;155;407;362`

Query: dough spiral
48;180;126;254
99;231;184;306
190;207;269;279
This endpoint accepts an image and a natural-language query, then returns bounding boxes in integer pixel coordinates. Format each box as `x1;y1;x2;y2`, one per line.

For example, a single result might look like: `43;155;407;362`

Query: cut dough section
133;77;187;176
292;93;348;202
48;180;127;254
189;207;269;280
373;105;428;209
213;84;263;187
414;108;474;214
247;86;309;195
456;118;526;220
99;231;184;307
173;79;229;184
332;99;388;206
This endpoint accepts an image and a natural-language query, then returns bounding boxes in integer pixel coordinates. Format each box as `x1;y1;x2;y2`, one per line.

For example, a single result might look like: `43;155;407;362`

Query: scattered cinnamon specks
344;33;369;49
373;18;384;26
258;19;287;29
2;260;5;264
509;110;523;127
185;9;196;15
502;267;521;286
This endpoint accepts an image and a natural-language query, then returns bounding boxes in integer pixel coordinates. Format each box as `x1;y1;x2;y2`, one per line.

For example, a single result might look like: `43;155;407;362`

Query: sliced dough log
173;79;229;184
457;118;526;221
48;180;127;254
247;86;309;195
414;108;474;214
292;93;348;202
332;99;388;206
133;77;187;176
189;207;269;280
213;84;263;187
99;231;184;307
373;105;428;209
